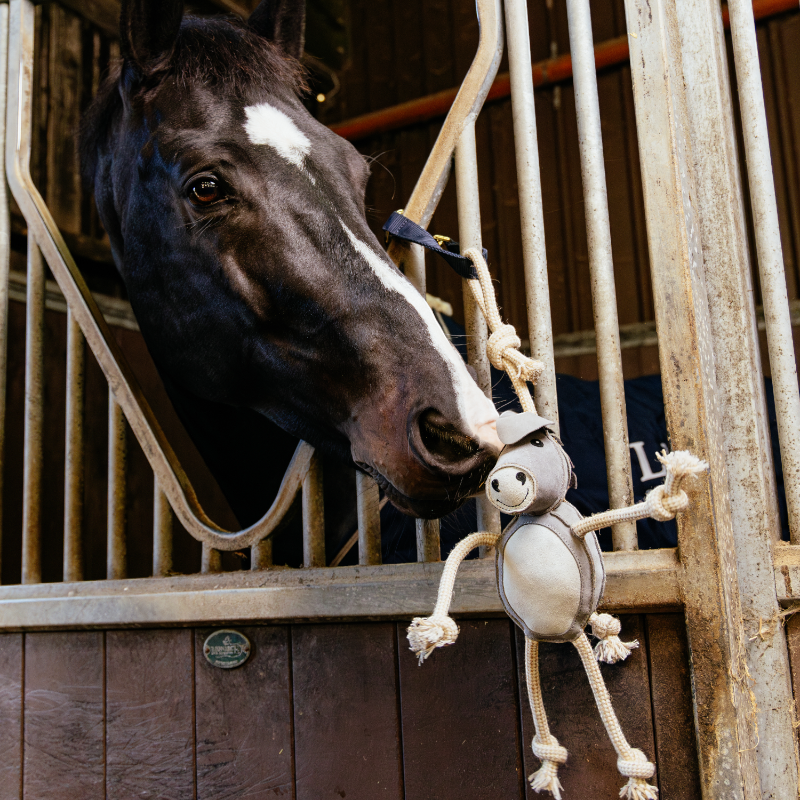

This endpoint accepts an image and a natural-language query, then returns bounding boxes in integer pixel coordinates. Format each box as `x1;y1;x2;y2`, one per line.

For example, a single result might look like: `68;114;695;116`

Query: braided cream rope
570;450;708;538
525;638;568;799
407;532;500;664
573;633;659;799
463;247;544;414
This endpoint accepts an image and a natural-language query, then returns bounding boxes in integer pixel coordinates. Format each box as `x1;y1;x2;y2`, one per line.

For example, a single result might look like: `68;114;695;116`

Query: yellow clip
433;234;451;246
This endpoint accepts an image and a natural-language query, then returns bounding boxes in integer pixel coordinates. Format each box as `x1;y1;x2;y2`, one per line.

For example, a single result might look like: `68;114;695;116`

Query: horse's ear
120;0;184;71
248;0;306;60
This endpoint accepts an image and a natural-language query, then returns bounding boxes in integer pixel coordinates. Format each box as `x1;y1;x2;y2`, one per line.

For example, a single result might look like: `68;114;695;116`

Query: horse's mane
80;16;308;185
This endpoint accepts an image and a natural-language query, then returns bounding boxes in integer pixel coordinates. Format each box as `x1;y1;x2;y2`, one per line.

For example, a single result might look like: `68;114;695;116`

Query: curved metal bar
5;0;313;551
387;0;503;271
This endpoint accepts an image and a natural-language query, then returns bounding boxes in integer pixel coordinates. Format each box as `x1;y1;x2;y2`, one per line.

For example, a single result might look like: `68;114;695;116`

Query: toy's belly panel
500;524;580;637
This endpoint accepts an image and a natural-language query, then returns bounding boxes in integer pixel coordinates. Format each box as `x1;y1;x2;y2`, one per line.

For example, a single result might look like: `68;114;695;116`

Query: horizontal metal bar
329;0;797;142
0;548;681;630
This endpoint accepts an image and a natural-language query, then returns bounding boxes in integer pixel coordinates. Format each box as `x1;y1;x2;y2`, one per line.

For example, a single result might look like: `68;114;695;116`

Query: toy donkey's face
486;411;575;515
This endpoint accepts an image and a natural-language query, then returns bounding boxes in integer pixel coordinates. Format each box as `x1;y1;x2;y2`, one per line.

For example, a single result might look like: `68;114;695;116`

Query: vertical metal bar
728;0;800;543
250;537;272;571
302;452;325;568
201;543;221;574
0;1;10;584
674;0;798;790
504;0;559;430
455;123;501;548
106;391;126;580
415;519;440;562
624;0;762;793
21;236;43;584
404;243;426;295
152;479;172;577
356;471;381;566
63;310;84;582
566;0;636;551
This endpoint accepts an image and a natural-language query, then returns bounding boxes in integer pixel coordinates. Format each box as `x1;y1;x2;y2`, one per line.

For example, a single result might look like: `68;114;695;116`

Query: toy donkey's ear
120;0;183;72
496;410;554;445
249;0;306;59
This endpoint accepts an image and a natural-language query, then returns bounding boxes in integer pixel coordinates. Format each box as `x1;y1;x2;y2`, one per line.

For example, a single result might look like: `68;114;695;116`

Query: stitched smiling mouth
493;487;530;510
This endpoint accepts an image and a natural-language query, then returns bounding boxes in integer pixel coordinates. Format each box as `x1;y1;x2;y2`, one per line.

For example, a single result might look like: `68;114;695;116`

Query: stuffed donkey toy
407;247;708;800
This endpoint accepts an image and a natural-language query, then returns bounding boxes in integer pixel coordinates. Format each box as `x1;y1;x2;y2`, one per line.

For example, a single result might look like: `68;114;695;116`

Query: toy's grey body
497;503;604;643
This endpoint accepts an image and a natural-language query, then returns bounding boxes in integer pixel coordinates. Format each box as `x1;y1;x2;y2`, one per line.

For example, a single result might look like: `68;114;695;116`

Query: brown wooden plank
195;626;293;798
516;615;656;798
23;632;103;799
399;618;525;800
106;629;195;799
646;614;705;800
292;622;403;800
0;634;23;800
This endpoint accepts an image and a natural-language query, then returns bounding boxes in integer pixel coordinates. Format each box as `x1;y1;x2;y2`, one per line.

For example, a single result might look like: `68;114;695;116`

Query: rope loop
532;736;568;765
407;615;459;665
644;484;688;521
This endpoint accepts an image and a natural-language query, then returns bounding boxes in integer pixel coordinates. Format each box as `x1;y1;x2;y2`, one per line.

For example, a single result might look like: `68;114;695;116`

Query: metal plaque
203;629;251;669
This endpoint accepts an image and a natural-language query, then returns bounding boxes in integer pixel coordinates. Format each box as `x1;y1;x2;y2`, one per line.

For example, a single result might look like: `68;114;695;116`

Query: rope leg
525;637;568;799
406;531;499;663
573;632;658;799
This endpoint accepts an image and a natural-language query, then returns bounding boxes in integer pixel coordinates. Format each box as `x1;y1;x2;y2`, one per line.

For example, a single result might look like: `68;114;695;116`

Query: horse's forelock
80;15;308;188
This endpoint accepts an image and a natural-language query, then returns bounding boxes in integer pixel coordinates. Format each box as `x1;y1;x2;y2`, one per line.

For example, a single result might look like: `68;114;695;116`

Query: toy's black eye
532;438;544;447
189;177;221;206
491;479;500;492
516;472;526;484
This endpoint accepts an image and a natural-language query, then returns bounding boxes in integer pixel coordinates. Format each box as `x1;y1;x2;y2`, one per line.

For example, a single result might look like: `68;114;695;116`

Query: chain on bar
566;0;636;550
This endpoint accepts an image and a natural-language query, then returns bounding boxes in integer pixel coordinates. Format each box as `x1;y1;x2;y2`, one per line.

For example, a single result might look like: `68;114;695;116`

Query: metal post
503;0;558;430
455;123;501;547
302;452;325;568
415;519;441;563
0;2;10;584
728;0;800;544
21;236;43;584
624;0;762;793
201;544;221;574
106;392;127;580
63;310;84;582
566;0;636;551
152;479;172;577
250;538;272;571
674;0;798;792
356;471;381;566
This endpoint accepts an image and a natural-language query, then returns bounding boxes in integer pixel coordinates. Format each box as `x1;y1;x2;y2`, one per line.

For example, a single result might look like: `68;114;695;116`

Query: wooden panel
517;615;656;797
399;619;524;800
23;632;104;799
106;629;195;799
292;622;403;799
0;634;22;800
195;626;293;798
646;613;702;799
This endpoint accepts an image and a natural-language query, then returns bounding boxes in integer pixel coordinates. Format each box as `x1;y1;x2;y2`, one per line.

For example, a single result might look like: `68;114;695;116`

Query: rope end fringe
619;778;659;799
590;613;639;664
529;763;564;799
407;615;459;665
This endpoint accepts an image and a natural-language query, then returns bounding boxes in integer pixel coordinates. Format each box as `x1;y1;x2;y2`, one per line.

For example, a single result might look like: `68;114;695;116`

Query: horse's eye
189;178;221;206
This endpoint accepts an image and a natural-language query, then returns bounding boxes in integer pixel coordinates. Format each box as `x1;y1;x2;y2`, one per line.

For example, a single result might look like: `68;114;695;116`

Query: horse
80;0;501;559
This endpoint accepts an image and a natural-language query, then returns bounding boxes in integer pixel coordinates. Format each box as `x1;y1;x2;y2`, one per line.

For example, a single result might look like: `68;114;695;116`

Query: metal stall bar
503;0;558;430
152;481;173;577
201;544;221;574
727;0;800;543
0;1;9;583
107;393;127;580
302;453;325;569
672;0;797;791
624;0;761;793
356;471;381;566
566;0;636;550
455;124;501;544
251;538;272;571
63;310;85;582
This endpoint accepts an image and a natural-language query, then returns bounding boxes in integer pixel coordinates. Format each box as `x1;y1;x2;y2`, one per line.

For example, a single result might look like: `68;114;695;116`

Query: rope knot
590;612;621;640
589;612;639;664
530;735;568;799
618;749;659;799
532;736;568;765
644;484;688;521
407;615;459;665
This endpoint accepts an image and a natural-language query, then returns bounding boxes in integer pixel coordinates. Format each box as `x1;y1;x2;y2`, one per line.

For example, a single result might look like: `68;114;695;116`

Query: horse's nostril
516;472;526;484
491;479;500;492
418;409;480;463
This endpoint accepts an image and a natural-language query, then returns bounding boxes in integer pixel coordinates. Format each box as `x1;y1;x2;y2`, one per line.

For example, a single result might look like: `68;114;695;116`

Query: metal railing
1;0;800;793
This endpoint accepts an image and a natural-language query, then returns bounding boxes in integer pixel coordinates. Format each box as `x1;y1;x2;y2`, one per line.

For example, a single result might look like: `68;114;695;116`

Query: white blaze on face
339;220;499;449
244;102;313;177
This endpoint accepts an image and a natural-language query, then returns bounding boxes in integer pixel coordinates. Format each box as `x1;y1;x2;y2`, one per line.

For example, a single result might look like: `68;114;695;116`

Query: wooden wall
0;613;701;800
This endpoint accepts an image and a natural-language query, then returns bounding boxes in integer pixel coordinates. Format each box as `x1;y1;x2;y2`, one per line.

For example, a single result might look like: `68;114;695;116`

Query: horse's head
82;0;500;519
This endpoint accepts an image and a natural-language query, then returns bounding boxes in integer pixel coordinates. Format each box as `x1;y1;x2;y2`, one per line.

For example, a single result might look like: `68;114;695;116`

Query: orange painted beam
330;0;797;141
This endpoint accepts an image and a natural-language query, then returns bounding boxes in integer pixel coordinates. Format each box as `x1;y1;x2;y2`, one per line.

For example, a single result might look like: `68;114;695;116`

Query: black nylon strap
382;211;483;280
